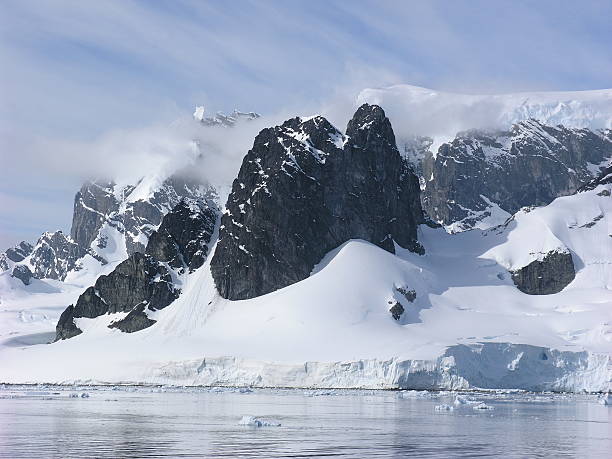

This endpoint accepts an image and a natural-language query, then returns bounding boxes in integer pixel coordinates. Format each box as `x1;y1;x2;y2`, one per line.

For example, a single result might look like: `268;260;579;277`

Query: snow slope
1;182;610;391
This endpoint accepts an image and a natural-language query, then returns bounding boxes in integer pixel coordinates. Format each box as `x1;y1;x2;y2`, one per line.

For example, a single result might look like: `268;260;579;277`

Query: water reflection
0;388;609;458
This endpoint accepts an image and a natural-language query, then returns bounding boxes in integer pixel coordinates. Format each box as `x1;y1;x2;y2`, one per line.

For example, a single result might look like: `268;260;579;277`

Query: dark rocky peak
145;198;218;272
55;196;218;339
345;103;396;152
71;174;214;257
5;241;34;263
55;252;179;340
11;265;33;286
251;115;343;171
210;104;424;300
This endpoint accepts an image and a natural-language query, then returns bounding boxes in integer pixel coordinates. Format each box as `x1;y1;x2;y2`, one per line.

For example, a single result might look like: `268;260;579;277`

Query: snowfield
1;181;610;392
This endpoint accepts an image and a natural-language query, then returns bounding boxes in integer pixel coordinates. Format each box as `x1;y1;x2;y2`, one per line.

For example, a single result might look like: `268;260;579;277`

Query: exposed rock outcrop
511;250;576;295
28;231;88;281
145;198;217;272
389;302;404;321
0;241;33;272
55;252;179;340
5;241;34;263
11;265;33;285
55;199;218;340
71;181;120;251
71;175;211;256
578;163;612;192
420;121;612;230
211;104;424;300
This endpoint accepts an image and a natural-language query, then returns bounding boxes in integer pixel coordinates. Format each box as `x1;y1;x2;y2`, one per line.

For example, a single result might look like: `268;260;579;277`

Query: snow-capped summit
193;106;260;127
358;84;612;138
193;105;206;121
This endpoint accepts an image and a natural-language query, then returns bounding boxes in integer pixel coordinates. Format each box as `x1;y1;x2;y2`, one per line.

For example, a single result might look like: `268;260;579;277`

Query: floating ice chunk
599;394;611;406
454;395;479;405
473;402;494;410
303;389;337;397
434;404;454;411
238;416;281;427
398;390;435;399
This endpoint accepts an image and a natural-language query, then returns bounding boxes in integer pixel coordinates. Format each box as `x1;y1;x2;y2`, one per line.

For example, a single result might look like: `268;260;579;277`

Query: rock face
420;121;612;230
11;265;33;285
145;198;217;272
71;175;211;257
27;231;88;281
211;104;424;300
579;163;612;192
0;241;33;272
71;181;120;251
55;253;179;340
511;250;576;295
0;232;89;283
5;241;34;263
55;199;218;339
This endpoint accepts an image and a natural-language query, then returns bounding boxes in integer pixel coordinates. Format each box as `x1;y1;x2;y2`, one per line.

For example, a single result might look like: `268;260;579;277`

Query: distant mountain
358;84;612;135
418;120;612;230
193;107;260;127
2;171;213;286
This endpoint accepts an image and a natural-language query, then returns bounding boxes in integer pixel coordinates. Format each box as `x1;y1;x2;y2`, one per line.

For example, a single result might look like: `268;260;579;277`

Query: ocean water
0;386;610;458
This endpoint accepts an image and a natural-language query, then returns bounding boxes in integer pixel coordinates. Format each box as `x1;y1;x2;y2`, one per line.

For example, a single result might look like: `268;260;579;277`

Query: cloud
1;0;611;250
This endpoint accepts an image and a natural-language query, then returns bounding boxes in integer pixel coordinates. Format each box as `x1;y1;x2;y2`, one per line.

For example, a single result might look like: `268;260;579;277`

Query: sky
1;0;612;250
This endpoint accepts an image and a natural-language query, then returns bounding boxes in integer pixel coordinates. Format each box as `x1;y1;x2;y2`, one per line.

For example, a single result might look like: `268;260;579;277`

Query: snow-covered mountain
1;171;214;287
419;120;612;231
193;106;260;127
358;84;612;140
0;98;611;392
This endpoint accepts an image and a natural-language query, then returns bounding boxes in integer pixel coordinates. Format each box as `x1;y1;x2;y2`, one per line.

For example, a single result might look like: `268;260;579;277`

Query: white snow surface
358;84;612;151
0;184;610;392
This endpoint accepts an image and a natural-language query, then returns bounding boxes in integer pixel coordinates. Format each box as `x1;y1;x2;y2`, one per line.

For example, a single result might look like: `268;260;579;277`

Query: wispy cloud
1;0;611;249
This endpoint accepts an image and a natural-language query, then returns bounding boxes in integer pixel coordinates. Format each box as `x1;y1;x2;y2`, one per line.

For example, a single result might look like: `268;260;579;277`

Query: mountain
72;175;213;258
419;120;612;230
211;104;423;300
56;197;218;340
358;85;612;136
357;85;612;231
0;99;610;392
1;172;213;287
193;107;260;127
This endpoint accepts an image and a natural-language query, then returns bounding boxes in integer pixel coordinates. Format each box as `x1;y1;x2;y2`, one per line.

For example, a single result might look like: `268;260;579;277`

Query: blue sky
1;0;611;250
